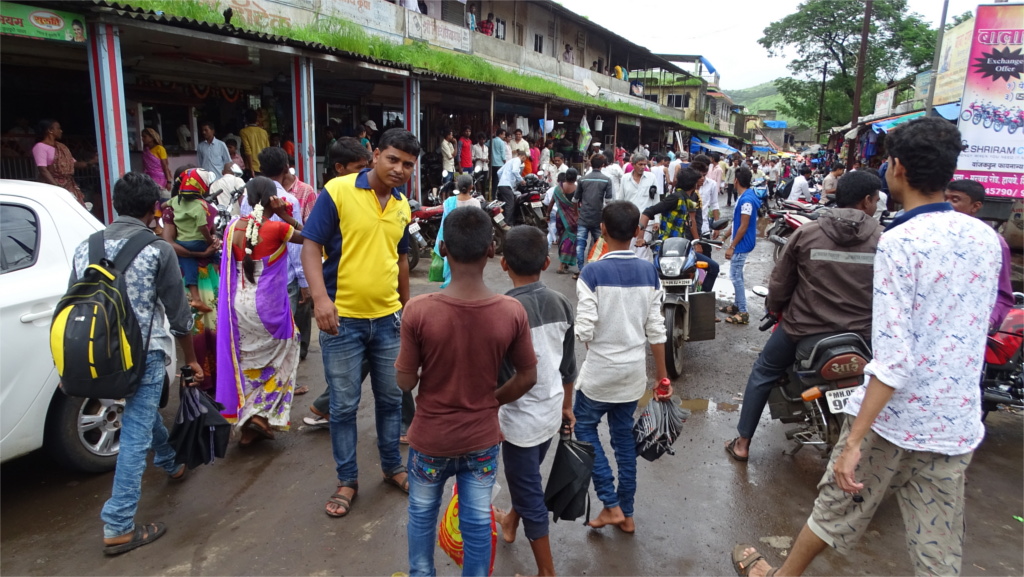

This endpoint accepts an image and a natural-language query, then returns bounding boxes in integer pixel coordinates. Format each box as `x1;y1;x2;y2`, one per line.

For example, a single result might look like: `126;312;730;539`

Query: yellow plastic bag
438;483;497;575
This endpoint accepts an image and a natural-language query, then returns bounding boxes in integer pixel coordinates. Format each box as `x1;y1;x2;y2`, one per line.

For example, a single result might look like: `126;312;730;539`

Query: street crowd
62;113;1009;577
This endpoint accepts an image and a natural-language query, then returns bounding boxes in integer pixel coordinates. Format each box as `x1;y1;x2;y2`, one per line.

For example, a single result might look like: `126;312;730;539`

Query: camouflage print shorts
807;419;973;576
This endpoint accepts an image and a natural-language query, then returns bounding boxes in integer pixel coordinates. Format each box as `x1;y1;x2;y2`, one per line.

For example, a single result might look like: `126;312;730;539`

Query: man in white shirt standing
510;129;530;157
766;159;779;197
545;153;568;187
698;158;721;237
618;154;658;259
732;117;1002;577
787;165;813;202
439;129;455;184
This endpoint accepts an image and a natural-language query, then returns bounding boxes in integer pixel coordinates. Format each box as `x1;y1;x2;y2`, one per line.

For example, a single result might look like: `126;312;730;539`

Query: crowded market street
2;239;1022;577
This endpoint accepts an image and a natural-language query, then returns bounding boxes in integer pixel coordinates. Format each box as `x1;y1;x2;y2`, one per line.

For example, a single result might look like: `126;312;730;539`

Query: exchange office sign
953;3;1024;198
0;2;87;43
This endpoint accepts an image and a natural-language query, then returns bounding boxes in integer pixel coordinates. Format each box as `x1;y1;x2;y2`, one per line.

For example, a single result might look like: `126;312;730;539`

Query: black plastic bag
633;399;689;462
544;433;595;523
168;385;230;469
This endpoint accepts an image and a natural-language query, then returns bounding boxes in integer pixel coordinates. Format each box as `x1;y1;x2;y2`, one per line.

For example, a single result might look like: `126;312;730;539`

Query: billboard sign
0;2;87;43
934;17;976;106
953;4;1024;198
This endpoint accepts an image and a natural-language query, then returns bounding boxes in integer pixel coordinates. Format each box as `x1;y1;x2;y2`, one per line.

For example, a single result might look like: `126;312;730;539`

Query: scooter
751;286;873;456
514;174;548;231
651;218;729;379
982;292;1024;419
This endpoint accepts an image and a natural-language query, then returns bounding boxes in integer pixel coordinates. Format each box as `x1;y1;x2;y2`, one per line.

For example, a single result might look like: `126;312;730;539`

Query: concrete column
404;77;421;201
87;23;129;223
291;56;316;186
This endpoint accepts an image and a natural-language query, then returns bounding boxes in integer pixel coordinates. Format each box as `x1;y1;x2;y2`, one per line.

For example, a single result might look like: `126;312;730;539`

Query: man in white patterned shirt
732;117;1001;577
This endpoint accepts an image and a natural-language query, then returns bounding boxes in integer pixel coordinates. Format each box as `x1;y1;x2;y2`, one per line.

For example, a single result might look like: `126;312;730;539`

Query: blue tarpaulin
700;56;717;75
709;138;739;153
934;102;961;121
871;111;925;133
763;120;787;129
752;145;775;153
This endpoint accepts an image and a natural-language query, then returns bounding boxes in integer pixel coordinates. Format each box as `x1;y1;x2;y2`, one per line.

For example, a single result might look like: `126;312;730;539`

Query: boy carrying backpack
57;172;202;556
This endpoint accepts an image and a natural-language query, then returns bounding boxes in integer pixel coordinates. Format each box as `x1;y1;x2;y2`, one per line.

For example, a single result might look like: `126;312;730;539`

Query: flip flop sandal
724;313;749;325
294;385;309;395
719;305;740;314
103;522;167;556
168;464;187;480
732;544;769;577
325;483;358;518
571;272;580;280
383;466;410;494
725;438;748;462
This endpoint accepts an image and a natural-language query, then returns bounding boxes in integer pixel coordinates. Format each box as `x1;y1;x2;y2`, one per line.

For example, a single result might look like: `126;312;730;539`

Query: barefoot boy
396;206;538;576
494;225;578;576
573;201;672;534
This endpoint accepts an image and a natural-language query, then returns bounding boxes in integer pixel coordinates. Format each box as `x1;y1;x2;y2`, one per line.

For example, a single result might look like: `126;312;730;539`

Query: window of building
644;95;659;104
534;34;543;53
495;18;506;40
666;94;684;108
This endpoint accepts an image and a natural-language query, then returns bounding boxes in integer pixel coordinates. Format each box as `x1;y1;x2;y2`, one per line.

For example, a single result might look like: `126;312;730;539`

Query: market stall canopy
752;145;775;153
870;111;925;133
933;102;961;121
844;126;860;140
690;136;733;155
708;138;738;153
763;120;787;129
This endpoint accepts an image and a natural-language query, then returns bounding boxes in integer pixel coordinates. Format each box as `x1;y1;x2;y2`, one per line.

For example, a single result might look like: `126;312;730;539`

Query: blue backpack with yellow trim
50;230;159;399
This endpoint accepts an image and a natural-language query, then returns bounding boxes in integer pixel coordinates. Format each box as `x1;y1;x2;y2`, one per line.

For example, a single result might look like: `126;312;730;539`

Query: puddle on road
679;398;739;413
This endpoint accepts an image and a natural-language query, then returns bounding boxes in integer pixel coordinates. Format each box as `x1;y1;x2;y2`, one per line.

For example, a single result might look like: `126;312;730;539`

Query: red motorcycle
982;293;1024;419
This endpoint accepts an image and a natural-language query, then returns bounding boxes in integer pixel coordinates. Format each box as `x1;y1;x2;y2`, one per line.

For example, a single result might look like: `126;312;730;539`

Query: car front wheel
45;393;123;473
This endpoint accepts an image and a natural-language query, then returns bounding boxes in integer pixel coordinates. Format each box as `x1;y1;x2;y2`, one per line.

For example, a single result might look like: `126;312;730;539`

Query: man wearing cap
363;120;378;150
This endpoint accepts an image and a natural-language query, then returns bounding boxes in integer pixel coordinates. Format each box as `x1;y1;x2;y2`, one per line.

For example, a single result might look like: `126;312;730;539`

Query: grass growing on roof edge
125;0;727;133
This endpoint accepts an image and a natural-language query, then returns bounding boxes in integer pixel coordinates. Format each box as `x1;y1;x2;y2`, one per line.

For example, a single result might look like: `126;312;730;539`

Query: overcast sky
556;0;984;91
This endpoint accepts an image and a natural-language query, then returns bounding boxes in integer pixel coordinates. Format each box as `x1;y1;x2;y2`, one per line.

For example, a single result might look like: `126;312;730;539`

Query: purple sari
215;218;299;430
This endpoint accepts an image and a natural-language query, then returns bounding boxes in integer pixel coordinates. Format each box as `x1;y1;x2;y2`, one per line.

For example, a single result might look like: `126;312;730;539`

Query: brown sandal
383;467;410;494
724;313;750;325
326;482;358;517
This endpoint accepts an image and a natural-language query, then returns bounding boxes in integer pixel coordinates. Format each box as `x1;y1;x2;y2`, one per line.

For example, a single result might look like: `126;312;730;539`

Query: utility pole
816;62;828;139
925;0;949;114
847;0;872;167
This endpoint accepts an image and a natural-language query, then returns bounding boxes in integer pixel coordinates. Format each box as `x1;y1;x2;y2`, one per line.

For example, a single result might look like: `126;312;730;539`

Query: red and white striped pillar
87;23;129;223
290;56;316;186
404;77;421;201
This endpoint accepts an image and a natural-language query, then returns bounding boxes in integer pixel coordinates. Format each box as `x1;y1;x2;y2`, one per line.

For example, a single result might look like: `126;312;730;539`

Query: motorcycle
408;199;444;270
750;286;873;456
766;205;830;263
202;164;246;243
514;174;548;231
651;218;729;378
982;292;1024;419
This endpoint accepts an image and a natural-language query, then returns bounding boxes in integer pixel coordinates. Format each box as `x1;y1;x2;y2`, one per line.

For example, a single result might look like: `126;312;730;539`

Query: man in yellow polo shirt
302;128;418;518
239;109;269;175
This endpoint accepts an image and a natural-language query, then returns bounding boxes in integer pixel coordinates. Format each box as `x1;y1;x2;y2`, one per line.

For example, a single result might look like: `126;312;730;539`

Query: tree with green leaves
759;0;936;131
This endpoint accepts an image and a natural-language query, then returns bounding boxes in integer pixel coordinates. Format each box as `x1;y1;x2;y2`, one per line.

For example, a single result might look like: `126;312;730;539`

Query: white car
0;180;174;472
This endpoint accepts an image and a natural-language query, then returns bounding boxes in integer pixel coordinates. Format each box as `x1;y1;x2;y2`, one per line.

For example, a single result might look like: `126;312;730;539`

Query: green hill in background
723;80;801;126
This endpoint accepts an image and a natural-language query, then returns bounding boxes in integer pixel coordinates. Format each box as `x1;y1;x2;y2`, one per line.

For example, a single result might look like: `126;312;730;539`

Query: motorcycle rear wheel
960;111;972;122
664;304;686;379
407;244;420;270
492;224;506;255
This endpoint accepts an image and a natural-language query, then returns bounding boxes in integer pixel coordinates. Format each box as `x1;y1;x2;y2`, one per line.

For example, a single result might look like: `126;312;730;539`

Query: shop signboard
913;70;932;107
406;9;471;53
934;16;975;106
873;87;895;117
0;2;87;43
953;3;1024;199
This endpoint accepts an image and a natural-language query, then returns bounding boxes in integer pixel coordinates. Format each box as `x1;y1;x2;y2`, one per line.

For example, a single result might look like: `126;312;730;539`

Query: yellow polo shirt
302;170;411;319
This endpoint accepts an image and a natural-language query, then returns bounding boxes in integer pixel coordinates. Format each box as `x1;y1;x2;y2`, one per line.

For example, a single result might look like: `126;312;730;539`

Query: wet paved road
3;236;1022;576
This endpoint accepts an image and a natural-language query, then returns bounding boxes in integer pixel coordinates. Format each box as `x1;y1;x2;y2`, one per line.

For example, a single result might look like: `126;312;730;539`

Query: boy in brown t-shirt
396;206;538;576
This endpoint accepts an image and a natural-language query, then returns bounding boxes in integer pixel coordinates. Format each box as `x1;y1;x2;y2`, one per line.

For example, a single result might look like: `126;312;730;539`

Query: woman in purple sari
216;177;305;446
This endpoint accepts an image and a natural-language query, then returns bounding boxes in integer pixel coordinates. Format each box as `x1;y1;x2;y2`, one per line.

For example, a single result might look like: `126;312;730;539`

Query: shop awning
690;136;733;155
870;111;925;133
708;138;738;153
934;102;961;121
752;145;775;153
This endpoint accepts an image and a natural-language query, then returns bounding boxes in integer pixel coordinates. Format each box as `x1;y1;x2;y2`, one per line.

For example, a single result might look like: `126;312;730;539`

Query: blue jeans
175;239;208;286
736;327;797;440
287;279;312;348
730;250;750;312
101;351;178;538
321;313;404;484
696;252;720;292
407;445;500;576
575;224;602;271
572;390;638;517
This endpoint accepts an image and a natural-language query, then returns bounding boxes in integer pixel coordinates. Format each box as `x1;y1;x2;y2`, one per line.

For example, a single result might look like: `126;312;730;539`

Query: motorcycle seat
414;205;444;218
795;332;870;371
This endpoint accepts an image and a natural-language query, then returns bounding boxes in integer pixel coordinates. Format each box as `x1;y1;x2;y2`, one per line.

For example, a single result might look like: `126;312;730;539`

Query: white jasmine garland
244;204;264;252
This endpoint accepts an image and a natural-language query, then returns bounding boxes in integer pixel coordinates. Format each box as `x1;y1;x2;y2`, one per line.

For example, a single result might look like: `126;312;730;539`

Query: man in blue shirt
195;122;232;178
490;129;509;195
722;166;759;324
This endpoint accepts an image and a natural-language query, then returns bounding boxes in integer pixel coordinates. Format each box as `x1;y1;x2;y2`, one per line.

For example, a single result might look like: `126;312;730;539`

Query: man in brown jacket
725;171;882;461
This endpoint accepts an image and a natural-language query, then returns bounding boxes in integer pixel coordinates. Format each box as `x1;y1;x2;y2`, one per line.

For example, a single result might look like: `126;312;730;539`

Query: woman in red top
216;177;305;446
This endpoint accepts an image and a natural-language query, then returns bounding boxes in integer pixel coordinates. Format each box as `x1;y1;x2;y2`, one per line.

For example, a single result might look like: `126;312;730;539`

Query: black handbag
168;371;230;469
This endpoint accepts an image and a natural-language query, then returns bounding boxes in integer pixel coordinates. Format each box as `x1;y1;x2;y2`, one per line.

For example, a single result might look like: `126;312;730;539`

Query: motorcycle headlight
660;256;684;277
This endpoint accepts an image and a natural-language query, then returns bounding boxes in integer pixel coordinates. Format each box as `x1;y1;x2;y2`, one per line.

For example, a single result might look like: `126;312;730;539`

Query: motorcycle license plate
493;213;505;224
531;201;543;208
662;279;693;287
825;388;857;414
408;223;421;234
